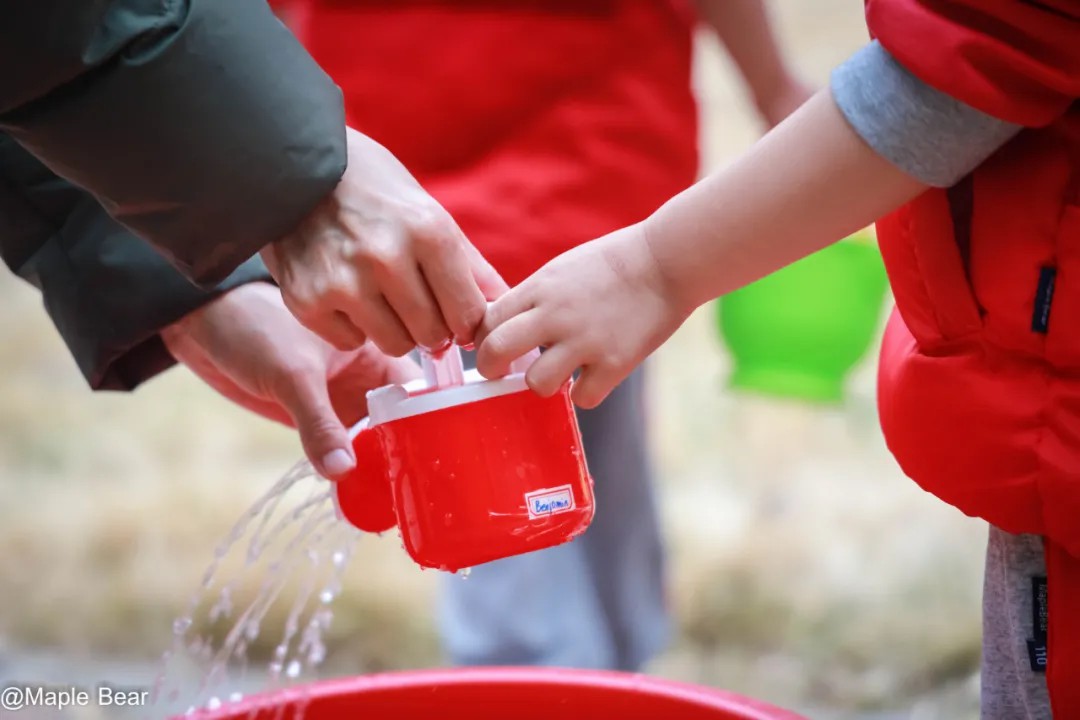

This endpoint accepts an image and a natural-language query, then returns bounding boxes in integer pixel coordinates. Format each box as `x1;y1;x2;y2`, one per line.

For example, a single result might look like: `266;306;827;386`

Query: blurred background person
274;0;811;671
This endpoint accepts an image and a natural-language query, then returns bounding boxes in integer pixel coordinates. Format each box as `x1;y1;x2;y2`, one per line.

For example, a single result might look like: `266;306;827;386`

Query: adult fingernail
321;449;354;477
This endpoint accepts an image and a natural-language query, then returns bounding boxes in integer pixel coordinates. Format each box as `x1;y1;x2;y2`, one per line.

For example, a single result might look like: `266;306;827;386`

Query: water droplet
245;620;260;641
172;617;192;636
185;706;196;716
331;551;346;568
306;549;319;564
286;660;302;679
308;645;326;665
209;587;233;622
274;644;288;661
206;697;221;710
459;567;472;579
269;661;283;677
319;589;335;604
229;692;243;703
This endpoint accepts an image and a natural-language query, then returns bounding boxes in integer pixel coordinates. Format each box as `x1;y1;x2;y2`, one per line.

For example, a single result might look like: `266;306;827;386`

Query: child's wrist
639;214;704;316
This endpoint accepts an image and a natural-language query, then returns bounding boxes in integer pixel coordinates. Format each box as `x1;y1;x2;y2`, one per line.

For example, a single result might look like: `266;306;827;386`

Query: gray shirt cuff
831;41;1021;187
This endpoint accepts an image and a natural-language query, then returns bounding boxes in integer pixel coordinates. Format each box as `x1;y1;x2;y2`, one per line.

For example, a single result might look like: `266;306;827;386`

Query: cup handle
333;418;397;534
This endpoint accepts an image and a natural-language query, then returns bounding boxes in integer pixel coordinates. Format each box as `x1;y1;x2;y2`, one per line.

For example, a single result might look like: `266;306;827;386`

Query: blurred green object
715;229;890;404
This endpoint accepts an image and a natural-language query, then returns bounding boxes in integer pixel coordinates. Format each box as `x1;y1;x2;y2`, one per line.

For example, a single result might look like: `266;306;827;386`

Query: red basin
180;668;806;720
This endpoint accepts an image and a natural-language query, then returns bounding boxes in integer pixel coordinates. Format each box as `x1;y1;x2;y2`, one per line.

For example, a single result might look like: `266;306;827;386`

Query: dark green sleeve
0;0;346;287
0;135;272;392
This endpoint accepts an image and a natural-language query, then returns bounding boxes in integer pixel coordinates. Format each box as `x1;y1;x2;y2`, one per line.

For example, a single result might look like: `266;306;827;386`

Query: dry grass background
0;3;989;718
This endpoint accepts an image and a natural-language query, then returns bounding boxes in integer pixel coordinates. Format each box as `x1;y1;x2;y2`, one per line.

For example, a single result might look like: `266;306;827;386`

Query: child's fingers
524;344;582;398
476;309;547;379
477;286;535;346
569;365;621;409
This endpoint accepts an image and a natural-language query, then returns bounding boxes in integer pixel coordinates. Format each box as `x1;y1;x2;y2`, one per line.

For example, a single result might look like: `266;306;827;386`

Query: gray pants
982;526;1052;719
435;366;669;671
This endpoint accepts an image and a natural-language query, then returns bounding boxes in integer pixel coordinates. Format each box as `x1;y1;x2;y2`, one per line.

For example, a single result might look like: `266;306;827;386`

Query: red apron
293;0;699;287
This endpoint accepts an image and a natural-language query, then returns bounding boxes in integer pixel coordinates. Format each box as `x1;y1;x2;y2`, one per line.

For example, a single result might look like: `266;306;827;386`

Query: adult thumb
274;367;355;479
464;240;510;300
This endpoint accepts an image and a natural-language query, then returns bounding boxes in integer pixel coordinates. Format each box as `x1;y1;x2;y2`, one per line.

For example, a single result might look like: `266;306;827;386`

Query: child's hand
475;224;692;409
477;89;929;411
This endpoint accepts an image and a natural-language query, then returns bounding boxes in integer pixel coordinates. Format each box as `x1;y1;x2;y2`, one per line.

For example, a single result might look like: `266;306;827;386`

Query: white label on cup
524;485;575;519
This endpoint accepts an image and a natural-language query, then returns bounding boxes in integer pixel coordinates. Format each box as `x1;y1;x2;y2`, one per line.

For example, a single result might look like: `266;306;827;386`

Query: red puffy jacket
291;0;699;288
868;1;1080;714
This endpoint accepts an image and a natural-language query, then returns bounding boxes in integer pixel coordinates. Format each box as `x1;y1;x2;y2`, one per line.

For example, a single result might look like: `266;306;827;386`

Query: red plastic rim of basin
177;667;807;720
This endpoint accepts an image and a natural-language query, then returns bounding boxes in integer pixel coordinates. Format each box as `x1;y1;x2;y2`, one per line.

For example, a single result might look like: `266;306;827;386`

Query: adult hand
161;282;421;478
260;127;507;358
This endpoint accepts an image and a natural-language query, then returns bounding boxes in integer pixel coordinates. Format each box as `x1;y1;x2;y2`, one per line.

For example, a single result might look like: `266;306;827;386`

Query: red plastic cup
334;364;594;571
177;667;807;720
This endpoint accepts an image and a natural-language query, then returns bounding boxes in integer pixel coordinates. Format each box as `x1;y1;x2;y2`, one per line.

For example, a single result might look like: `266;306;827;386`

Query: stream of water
150;459;358;718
